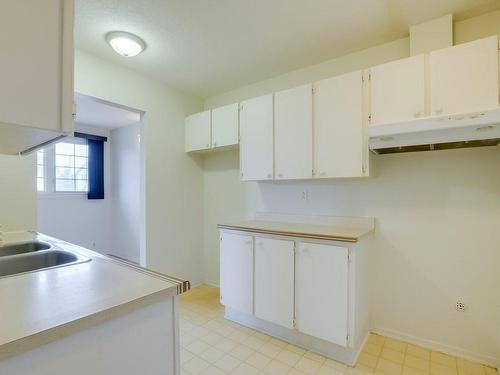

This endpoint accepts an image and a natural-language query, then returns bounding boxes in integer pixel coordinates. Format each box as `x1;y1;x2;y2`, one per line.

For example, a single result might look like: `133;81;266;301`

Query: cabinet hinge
368;114;372;123
293;317;296;328
346;334;350;343
312;87;315;94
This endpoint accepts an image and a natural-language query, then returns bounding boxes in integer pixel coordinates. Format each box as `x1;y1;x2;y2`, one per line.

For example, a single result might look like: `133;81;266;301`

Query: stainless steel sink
0;241;52;257
0;250;90;278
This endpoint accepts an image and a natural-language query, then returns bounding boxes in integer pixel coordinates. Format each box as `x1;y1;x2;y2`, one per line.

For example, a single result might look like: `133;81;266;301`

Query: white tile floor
179;285;498;375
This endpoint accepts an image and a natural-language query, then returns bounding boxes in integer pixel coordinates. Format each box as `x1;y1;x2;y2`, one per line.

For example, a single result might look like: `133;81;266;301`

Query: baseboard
372;327;499;369
353;332;370;365
204;280;220;288
190;281;219;289
188;282;205;289
225;307;367;366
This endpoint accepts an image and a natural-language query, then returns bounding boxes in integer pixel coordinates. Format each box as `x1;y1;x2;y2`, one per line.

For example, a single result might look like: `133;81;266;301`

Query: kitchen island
0;231;189;375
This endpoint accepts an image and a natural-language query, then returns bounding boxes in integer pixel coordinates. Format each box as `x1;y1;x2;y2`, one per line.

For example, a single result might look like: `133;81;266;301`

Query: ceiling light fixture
105;31;146;57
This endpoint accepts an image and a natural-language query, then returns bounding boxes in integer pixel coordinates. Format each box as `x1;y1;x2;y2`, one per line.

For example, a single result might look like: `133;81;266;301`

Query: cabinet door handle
245;240;253;245
205;143;210;148
319;171;326;177
213;142;217;147
413;111;422;118
434;108;443;115
277;173;283;178
256;242;263;247
267;173;272;179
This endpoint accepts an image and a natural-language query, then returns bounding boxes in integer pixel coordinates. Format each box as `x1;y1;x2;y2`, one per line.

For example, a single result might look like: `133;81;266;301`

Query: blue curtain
87;139;104;200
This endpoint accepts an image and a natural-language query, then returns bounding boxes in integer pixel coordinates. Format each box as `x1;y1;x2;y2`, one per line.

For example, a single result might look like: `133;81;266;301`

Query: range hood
368;108;500;154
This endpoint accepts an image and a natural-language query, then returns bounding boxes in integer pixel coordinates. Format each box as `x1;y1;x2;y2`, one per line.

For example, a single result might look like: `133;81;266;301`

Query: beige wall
202;12;500;365
75;50;206;285
0;155;36;231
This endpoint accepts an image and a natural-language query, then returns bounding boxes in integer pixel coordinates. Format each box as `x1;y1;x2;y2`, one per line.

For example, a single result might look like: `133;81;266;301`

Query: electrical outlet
456;300;467;312
301;190;309;201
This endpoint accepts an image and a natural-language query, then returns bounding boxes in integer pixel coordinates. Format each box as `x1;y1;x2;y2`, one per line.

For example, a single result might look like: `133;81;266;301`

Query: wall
37;124;112;253
110;124;141;263
74;49;205;285
201;13;500;365
0;155;36;232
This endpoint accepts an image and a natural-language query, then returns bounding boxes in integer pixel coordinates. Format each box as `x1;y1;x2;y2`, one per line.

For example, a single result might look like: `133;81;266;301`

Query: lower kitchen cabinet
254;236;295;328
219;225;372;366
219;231;253;314
295;242;349;346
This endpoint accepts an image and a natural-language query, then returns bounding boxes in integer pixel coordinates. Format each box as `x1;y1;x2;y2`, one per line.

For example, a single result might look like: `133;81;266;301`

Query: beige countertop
0;232;189;361
218;219;374;242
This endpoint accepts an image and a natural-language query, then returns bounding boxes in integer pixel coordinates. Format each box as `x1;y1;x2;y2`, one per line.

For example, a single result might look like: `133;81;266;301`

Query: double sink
0;239;91;278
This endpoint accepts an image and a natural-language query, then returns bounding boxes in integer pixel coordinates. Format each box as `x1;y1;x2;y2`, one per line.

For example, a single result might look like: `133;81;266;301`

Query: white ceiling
75;0;500;98
74;92;142;129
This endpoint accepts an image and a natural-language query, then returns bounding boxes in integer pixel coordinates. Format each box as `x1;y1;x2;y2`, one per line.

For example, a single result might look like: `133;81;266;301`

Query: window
37;149;45;192
55;141;89;192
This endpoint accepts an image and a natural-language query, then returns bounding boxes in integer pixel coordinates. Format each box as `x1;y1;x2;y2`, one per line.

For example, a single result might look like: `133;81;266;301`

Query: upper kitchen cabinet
240;94;274;181
185;110;211;152
274;84;313;180
313;71;367;178
211;103;239;149
429;36;499;116
370;54;426;125
0;0;74;155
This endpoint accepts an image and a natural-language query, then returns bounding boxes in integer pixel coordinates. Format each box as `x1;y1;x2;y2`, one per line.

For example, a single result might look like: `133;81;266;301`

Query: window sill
37;192;89;200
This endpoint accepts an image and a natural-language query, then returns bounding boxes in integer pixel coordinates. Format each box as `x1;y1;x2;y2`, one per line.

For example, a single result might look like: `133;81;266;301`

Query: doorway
37;92;145;264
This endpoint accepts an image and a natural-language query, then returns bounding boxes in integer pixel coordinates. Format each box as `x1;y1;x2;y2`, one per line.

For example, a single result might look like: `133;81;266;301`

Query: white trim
353;332;370;365
225;307;364;366
203;280;220;288
37;192;88;200
372;327;499;368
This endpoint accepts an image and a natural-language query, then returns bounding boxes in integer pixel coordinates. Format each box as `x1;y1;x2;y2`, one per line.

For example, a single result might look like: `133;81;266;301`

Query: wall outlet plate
456;301;467;312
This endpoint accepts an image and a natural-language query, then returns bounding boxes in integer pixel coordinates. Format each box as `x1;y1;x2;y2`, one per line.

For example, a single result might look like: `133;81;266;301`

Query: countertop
0;231;189;361
218;219;374;242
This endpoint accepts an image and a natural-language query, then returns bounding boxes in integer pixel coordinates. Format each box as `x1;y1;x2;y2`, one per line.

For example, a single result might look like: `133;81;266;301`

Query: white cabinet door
274;84;313;180
220;231;253;314
296;242;349;347
240;94;274;181
254;236;295;328
212;103;239;148
185;110;211;152
0;0;74;138
430;36;499;116
313;71;365;178
370;54;426;125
